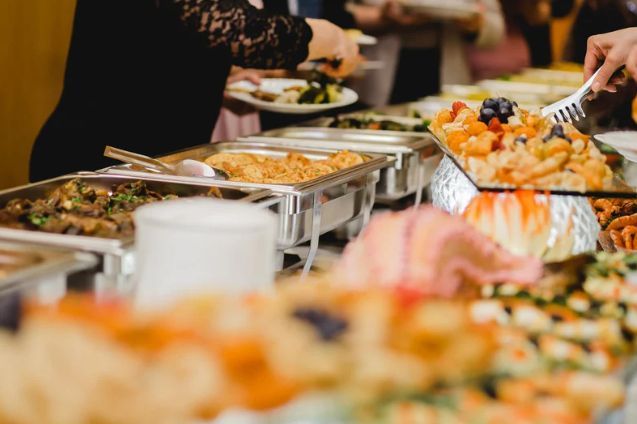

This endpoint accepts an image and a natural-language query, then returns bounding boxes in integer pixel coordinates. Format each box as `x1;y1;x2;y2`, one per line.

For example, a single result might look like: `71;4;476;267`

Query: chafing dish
100;142;390;274
0;240;97;297
0;173;272;290
243;126;441;204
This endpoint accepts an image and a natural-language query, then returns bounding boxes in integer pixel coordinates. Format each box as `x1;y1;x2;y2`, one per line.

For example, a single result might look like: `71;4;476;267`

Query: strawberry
488;117;503;133
452;101;468;115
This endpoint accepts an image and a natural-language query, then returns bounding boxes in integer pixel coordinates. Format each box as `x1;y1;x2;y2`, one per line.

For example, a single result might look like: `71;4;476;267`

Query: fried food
593;198;637;251
205;151;366;184
429;99;613;192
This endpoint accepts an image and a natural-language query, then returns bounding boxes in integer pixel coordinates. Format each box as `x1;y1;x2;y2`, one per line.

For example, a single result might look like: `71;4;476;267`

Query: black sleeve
323;0;356;29
160;0;313;69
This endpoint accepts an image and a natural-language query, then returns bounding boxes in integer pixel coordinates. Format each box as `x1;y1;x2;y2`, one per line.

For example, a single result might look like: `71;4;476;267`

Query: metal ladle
104;146;229;180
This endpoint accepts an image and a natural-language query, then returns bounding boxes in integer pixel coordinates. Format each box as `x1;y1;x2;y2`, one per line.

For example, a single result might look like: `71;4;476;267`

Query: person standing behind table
464;0;576;82
565;0;637;64
30;0;359;182
389;0;505;104
515;0;575;67
258;0;399;129
562;2;637;131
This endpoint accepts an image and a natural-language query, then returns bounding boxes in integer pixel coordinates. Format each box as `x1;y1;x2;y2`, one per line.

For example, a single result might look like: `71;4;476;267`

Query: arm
161;0;358;72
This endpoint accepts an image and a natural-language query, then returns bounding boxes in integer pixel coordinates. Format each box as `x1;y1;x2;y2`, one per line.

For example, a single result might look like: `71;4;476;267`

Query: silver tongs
541;68;601;124
104;146;229;180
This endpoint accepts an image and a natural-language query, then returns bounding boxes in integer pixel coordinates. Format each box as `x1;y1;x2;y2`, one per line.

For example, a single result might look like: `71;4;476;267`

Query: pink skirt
465;28;531;81
211;108;261;143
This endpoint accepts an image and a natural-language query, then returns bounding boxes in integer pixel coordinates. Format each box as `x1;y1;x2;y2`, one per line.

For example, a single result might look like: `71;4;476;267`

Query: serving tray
429;134;637;198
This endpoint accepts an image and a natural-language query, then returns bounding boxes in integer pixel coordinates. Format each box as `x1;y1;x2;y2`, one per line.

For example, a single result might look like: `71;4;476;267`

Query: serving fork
540;68;601;124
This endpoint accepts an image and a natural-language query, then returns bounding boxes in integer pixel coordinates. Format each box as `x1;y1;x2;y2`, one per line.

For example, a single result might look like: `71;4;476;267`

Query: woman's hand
306;18;361;78
226;68;263;86
585;28;637;92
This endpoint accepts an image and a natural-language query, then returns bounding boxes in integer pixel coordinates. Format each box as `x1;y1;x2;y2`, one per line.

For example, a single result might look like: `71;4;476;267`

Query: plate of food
329;113;431;132
428;97;635;196
226;77;358;114
397;0;480;20
345;29;378;46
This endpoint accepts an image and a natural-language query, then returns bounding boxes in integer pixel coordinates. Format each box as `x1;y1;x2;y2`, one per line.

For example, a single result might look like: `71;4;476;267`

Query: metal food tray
0;173;273;291
243;126;441;203
0;240;97;297
430;134;637;198
101;142;390;275
300;113;430;137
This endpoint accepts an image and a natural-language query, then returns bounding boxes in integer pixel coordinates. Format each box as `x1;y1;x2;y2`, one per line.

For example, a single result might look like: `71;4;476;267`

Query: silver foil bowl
431;156;600;255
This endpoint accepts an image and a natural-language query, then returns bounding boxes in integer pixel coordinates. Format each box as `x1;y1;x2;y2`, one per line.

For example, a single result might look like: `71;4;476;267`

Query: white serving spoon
104;146;228;179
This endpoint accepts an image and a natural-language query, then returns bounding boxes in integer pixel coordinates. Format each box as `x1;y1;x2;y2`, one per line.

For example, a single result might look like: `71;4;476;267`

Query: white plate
227;78;358;115
595;131;637;163
398;0;479;19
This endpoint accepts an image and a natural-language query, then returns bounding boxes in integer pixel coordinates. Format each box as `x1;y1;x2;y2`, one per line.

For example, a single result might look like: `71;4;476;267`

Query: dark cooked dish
0;179;218;239
329;116;430;132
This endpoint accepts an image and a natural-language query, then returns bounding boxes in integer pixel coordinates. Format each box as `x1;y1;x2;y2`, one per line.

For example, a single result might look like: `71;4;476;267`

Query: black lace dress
30;0;312;181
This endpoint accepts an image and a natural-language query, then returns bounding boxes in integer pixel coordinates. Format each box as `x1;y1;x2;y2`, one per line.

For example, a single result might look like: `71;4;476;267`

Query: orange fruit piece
467;121;488;136
447;131;470;153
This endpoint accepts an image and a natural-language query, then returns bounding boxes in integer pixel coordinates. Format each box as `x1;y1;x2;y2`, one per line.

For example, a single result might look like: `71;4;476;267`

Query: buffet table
4;66;637;424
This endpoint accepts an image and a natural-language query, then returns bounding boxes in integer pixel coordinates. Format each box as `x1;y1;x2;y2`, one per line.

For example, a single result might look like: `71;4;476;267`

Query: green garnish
27;213;49;226
111;193;140;203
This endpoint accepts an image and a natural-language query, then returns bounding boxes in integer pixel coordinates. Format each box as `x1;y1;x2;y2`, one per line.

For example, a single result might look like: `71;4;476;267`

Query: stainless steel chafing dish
242;125;442;204
100;142;390;274
0;240;97;298
0;173;272;291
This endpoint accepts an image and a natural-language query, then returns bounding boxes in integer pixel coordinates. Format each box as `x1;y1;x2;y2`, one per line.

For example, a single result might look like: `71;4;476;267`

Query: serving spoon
104;146;229;180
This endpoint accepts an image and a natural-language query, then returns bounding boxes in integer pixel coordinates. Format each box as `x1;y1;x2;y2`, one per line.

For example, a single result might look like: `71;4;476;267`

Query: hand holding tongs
541;69;602;124
541;67;624;124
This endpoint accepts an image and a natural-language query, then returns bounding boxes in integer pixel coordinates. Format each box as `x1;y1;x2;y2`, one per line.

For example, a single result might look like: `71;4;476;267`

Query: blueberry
482;98;498;110
293;307;348;341
499;106;512;117
515;136;527;143
496;97;509;105
479;107;497;123
501;100;513;111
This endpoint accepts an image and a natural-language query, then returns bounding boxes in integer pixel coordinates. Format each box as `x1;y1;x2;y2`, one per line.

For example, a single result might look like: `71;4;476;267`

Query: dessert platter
429;98;635;196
